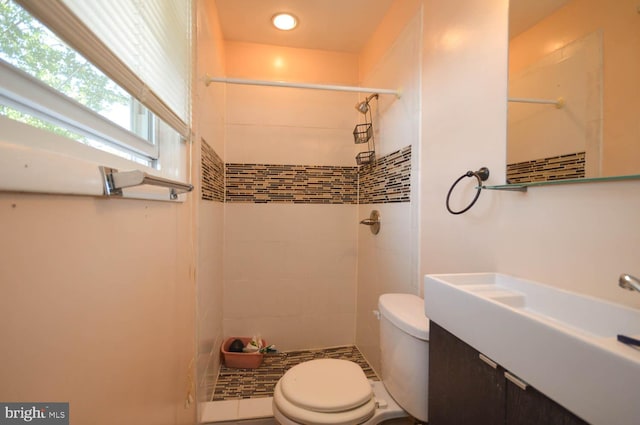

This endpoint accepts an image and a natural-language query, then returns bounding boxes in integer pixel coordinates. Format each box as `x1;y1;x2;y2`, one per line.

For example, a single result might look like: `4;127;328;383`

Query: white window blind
17;0;191;139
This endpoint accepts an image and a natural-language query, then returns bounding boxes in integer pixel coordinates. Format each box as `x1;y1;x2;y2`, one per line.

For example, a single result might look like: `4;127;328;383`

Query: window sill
0;118;191;202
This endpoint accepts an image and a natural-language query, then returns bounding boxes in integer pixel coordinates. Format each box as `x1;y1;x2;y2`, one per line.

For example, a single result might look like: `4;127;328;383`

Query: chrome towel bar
99;166;193;200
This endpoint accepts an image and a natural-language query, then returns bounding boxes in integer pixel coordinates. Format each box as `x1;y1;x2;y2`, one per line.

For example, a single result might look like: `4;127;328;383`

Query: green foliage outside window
0;0;130;139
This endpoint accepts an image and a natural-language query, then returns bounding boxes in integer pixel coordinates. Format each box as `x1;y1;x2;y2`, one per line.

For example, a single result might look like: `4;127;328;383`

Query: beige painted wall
358;0;422;83
0;194;196;424
509;0;640;177
0;3;233;424
420;0;640;313
225;41;359;86
420;0;508;282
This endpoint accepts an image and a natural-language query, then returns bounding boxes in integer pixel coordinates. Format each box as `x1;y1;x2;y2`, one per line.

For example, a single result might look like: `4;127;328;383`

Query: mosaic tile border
225;163;358;204
507;151;585;184
201;139;225;202
213;345;378;401
216;145;412;204
359;146;411;204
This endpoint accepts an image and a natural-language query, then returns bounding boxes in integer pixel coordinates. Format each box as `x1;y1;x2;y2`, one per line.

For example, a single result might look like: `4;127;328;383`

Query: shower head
355;100;371;114
355;93;379;114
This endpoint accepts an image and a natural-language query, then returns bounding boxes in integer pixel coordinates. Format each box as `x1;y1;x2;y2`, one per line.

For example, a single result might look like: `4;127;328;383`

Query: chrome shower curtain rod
205;75;401;98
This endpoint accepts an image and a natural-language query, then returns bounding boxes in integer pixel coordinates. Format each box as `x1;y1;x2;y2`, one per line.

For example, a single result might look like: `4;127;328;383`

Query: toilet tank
378;293;430;422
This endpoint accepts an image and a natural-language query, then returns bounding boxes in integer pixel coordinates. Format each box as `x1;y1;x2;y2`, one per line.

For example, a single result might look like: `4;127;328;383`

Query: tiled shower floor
212;345;378;401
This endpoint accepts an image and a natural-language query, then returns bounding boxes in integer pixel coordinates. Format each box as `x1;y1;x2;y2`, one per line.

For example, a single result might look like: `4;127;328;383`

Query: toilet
273;293;430;424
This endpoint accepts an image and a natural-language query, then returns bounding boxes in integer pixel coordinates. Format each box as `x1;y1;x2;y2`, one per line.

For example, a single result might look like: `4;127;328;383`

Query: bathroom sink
424;273;640;425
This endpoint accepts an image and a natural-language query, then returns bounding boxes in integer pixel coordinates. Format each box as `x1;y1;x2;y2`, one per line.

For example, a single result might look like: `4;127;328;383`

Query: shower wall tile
224;147;413;204
507;151;585;183
223;204;358;282
201;139;225;202
223;312;355;352
223;204;358;351
225;125;357;167
356;202;416;372
225;85;357;131
224;84;359;168
225;163;358;204
221;40;419;354
356;7;422;375
359;145;412;204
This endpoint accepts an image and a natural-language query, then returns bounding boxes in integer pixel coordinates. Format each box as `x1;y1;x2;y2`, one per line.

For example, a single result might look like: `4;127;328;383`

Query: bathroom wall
419;0;640;311
0;155;196;423
355;3;423;374
222;42;361;351
216;0;424;363
194;0;226;403
419;0;509;279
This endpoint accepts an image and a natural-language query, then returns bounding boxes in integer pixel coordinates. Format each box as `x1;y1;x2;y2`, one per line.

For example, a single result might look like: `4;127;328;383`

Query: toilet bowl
273;293;430;424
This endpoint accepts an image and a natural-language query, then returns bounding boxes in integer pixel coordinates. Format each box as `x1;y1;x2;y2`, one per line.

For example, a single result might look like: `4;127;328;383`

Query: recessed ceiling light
272;13;298;31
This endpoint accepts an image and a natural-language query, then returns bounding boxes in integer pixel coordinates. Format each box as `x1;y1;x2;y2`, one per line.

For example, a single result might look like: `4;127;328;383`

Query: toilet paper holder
360;210;380;235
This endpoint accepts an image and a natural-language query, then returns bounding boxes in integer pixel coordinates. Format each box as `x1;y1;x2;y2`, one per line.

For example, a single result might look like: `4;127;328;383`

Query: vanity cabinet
429;322;589;425
428;321;505;424
505;380;589;425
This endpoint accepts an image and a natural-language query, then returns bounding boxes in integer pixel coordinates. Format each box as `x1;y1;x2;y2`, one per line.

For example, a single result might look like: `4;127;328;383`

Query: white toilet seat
273;359;376;425
281;359;373;412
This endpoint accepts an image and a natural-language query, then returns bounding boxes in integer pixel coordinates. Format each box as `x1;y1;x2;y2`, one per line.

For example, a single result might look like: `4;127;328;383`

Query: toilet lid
280;359;373;413
274;380;376;425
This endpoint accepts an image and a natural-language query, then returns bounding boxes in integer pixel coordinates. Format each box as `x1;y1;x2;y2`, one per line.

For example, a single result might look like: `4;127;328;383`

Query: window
0;0;191;197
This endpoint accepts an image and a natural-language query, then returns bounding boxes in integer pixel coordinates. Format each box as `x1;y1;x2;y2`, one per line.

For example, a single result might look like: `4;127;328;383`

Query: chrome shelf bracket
99;166;193;200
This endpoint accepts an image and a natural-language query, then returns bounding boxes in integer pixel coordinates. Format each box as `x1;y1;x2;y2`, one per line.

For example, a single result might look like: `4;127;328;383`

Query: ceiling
213;0;395;53
509;0;569;38
214;0;572;52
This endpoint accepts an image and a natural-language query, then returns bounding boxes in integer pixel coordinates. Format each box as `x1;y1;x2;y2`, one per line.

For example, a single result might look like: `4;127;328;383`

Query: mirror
507;0;640;185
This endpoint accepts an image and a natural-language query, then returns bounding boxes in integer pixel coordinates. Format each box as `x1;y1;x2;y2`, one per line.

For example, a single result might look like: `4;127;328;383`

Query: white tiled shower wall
195;0;226;403
221;6;422;357
224;203;358;350
355;10;422;373
222;44;361;351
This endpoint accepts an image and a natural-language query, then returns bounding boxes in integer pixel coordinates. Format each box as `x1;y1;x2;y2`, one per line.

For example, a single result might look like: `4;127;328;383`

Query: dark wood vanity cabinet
428;321;505;424
505;380;589;425
428;322;589;425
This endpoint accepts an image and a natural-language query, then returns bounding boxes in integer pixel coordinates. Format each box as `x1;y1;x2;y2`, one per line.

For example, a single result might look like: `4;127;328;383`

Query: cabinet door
506;378;589;425
429;322;505;425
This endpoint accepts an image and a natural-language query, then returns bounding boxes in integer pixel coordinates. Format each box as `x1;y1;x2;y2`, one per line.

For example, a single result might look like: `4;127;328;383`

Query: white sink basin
424;273;640;425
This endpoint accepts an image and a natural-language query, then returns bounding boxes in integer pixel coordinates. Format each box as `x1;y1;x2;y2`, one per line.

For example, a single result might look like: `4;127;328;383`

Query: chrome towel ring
446;167;490;215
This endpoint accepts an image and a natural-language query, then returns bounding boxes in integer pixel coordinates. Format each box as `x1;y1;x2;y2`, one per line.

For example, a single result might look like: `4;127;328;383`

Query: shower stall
195;6;423;407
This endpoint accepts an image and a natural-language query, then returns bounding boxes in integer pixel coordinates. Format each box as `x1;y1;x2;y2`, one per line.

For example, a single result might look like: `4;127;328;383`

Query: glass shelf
481;174;640;192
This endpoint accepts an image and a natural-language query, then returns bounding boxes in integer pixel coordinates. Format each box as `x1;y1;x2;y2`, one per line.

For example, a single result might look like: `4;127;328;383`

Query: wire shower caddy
353;94;377;165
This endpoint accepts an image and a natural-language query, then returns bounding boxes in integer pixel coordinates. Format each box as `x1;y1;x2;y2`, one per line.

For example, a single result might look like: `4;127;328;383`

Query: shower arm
364;93;379;103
